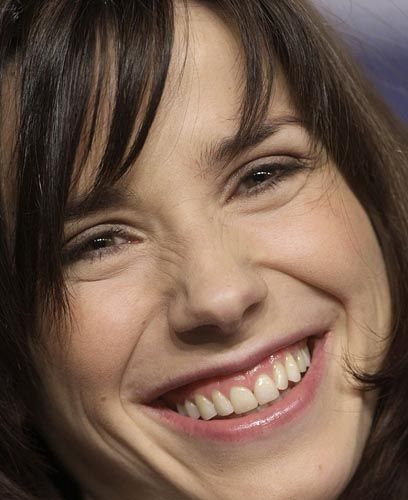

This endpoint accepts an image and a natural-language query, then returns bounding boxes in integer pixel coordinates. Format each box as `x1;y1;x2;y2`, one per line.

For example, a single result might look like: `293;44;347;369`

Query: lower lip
142;332;330;443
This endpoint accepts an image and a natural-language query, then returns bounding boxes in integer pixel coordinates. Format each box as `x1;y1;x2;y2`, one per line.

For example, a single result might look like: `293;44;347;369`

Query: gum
162;339;308;408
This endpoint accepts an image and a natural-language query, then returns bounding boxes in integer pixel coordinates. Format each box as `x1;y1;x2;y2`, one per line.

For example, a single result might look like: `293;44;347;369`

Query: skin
34;4;391;500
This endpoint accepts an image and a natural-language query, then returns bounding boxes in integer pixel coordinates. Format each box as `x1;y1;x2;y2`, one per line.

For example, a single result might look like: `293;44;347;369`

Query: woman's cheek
246;174;390;365
250;174;385;292
59;269;163;390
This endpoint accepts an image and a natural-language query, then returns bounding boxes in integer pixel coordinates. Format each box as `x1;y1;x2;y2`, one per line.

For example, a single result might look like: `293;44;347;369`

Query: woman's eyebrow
64;185;135;222
202;115;303;166
64;117;303;222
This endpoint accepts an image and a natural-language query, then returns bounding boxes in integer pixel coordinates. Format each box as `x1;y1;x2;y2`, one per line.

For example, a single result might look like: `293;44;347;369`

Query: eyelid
62;224;141;264
227;155;310;200
243;154;307;171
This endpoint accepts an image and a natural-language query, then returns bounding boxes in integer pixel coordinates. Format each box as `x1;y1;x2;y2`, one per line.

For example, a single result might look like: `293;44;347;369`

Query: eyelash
63;226;136;264
64;158;308;264
233;158;308;199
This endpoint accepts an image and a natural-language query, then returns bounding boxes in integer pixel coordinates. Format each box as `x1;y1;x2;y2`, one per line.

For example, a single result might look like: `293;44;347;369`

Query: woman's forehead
72;3;296;203
141;12;280;158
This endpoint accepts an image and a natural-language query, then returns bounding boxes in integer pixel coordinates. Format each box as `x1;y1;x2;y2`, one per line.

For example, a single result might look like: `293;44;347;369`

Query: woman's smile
141;333;328;441
159;339;313;416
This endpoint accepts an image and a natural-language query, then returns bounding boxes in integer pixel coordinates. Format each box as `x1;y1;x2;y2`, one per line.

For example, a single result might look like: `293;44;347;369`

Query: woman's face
36;4;391;500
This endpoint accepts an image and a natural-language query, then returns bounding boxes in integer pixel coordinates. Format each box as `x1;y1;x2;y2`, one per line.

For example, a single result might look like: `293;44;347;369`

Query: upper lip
140;323;328;405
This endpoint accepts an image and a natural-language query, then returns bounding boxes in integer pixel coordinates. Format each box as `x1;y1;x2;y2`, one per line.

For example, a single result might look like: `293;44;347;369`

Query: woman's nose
168;243;268;337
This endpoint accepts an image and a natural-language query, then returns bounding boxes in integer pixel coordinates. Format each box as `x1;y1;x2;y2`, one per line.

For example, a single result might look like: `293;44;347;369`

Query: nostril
169;286;266;338
173;324;242;345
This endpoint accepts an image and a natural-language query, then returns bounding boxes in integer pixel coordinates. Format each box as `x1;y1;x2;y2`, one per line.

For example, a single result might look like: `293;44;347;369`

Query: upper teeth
175;344;311;420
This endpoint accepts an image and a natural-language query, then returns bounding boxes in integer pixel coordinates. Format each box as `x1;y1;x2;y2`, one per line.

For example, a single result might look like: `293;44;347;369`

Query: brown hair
0;1;407;498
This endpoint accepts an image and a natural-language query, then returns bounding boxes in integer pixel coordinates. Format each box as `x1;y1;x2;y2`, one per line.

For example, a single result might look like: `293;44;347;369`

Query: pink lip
142;331;331;443
141;322;332;405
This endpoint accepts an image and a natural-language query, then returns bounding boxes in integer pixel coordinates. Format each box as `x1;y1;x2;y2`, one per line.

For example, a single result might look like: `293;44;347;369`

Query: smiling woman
0;1;407;500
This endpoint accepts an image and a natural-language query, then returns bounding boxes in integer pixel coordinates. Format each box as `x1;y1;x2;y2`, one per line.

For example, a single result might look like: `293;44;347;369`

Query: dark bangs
1;0;176;318
4;0;404;325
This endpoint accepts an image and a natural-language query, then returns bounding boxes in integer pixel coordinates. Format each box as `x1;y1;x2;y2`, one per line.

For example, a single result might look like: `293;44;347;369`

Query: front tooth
272;361;288;390
176;403;187;416
254;374;279;405
212;390;234;416
301;345;311;367
185;400;200;419
229;387;258;414
285;353;301;382
194;394;217;420
294;349;307;373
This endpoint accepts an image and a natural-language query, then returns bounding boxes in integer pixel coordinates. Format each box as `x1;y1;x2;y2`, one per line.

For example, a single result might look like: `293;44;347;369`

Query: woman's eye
234;159;309;197
89;234;127;251
242;169;278;189
63;226;138;265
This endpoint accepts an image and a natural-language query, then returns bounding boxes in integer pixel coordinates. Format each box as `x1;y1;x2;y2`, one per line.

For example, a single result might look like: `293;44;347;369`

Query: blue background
316;0;408;122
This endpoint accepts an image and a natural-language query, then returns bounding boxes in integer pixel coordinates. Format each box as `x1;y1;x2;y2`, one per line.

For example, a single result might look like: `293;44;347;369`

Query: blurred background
315;0;408;122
